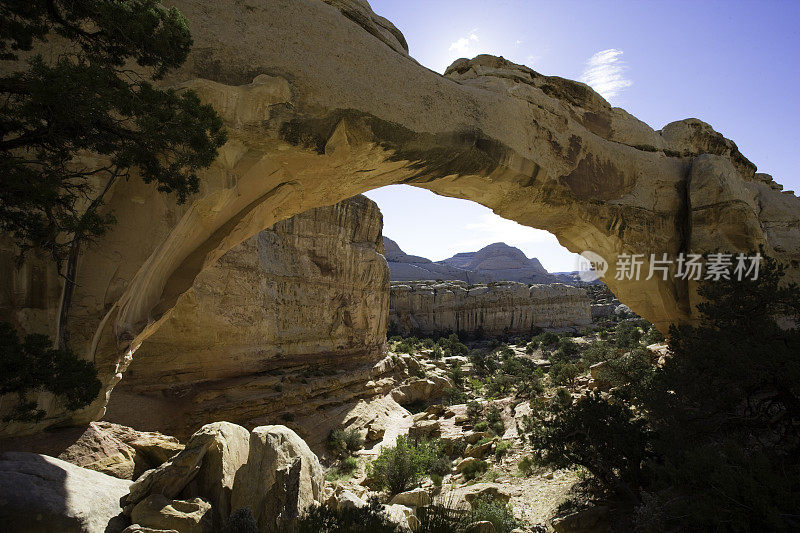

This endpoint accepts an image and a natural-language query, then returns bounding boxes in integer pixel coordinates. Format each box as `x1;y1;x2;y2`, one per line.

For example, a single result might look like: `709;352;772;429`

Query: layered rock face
2;0;799;434
105;195;390;438
389;281;591;336
384;238;558;284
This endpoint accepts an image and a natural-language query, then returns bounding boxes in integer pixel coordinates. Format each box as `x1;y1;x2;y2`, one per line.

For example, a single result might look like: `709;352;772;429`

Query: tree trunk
56;240;81;350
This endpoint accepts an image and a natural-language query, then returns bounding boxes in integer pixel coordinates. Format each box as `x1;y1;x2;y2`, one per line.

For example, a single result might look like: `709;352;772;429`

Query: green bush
466;400;482;422
327;428;364;457
535;331;560;348
460;458;488;480
0;323;101;422
473;421;489;432
221;507;258;533
614;321;642;349
527;392;650;503
340;456;358;474
517;456;535;476
494;440;512;460
486;404;505;435
549;361;580;387
470;495;519;533
368;436;451;494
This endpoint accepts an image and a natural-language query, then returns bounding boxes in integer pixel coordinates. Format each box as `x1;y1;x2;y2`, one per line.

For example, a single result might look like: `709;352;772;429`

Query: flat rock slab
0;451;132;533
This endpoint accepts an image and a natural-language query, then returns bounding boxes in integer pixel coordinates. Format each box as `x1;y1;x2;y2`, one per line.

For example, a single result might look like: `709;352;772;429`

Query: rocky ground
0;314;664;533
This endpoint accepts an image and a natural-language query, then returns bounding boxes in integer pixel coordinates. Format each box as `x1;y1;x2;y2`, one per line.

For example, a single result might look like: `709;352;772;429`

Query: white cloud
515;39;524;47
449;31;479;55
461;213;555;246
579;48;632;103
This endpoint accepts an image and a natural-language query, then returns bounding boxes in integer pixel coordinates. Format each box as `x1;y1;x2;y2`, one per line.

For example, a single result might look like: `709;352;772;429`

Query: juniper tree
0;0;226;348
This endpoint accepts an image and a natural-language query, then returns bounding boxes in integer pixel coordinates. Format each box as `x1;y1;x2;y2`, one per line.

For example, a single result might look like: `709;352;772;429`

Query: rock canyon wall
389;281;592;336
105;195;392;440
1;0;799;435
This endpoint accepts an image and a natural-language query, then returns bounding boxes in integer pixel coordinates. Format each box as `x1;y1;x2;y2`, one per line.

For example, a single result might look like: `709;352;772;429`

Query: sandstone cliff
105;196;391;440
1;0;798;434
389;281;591;336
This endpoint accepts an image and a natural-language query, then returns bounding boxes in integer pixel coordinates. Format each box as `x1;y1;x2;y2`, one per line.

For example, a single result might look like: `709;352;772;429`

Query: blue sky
364;0;800;272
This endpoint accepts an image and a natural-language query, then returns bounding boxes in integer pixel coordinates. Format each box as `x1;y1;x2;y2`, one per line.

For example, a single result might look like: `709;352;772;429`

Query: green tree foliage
327;428;365;457
368;435;449;494
528;254;800;529
0;0;226;346
0;321;100;421
527;391;651;503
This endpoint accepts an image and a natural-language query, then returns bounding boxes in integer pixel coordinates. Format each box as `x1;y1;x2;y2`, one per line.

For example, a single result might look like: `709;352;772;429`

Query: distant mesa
383;237;559;284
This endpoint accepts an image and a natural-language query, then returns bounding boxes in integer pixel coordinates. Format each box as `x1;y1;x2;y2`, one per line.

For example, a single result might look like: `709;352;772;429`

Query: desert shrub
460;458;488;480
527;392;651;503
0;323;101;422
485;371;514;397
525;342;537;354
486;404;505;435
549;361;580;387
468;377;484;394
298;497;401;533
469;495;519;533
340;456;358;474
597;348;654;401
473;421;489;432
369;437;450;494
327;428;364;457
494;440;513;460
430;345;444;360
466;401;482;421
221;507;258;533
614;320;642;349
552;337;581;362
517;456;535;476
499;346;515;358
580;340;615;366
368;435;425;494
535;331;560;348
448;364;465;388
444;387;467;405
642;323;665;345
438;334;469;357
417;493;471;533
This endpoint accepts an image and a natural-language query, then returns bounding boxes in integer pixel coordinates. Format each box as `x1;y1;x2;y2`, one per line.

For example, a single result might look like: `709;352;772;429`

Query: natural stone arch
1;0;798;435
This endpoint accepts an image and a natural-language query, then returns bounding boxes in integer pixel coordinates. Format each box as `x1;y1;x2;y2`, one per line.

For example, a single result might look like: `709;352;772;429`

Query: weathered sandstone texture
1;0;798;434
0;452;133;533
104;195;389;439
390;280;591;336
384;237;558;284
123;422;323;531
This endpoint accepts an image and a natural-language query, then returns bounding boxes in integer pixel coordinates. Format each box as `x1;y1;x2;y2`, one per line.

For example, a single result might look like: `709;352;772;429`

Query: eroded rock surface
385;238;558;284
390;280;591;336
0;452;132;533
1;0;798;435
124;423;323;532
105;195;388;438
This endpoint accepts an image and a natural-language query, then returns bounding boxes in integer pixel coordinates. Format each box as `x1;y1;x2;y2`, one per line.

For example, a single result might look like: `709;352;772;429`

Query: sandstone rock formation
105;195;389;439
390;280;591;336
384;238;558;284
441;242;554;284
0;452;133;533
1;0;798;435
124;422;323;532
58;422;183;480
